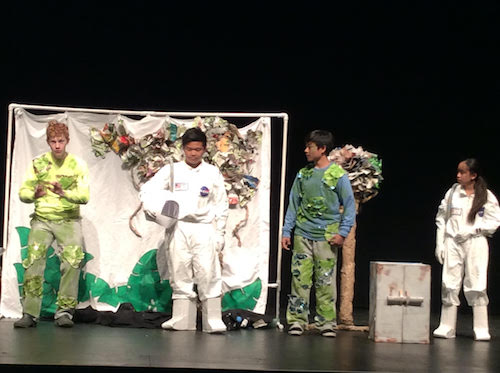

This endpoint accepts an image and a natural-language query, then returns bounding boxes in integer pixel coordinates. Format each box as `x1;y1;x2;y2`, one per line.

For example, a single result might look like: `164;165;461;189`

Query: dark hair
182;127;207;147
463;158;488;223
305;130;334;155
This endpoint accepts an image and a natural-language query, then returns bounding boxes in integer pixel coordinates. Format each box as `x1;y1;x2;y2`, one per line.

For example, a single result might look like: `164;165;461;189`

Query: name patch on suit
451;207;462;216
175;182;188;191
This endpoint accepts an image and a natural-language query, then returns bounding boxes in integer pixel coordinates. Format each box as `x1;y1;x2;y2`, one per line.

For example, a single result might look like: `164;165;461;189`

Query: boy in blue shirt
282;130;355;337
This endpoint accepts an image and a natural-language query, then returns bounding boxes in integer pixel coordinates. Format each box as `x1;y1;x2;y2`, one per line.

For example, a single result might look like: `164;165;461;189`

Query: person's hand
50;182;65;197
328;234;345;247
34;184;46;199
435;245;444;265
282;237;291;250
216;234;225;253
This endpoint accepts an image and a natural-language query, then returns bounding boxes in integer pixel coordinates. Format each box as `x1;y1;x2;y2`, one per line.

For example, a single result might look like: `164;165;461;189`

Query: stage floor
0;309;499;372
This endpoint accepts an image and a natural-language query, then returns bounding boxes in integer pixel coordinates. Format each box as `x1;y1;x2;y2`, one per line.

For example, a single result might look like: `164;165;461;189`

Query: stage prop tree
328;145;383;330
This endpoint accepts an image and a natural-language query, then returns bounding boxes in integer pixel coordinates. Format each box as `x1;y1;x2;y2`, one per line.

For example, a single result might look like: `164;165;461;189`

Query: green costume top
282;162;356;240
19;152;90;221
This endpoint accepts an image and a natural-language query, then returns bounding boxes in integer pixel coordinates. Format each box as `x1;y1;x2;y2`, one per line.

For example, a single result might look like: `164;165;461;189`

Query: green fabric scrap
40;288;58;317
291;253;313;286
369;156;382;174
89;128;111;158
24;275;44;297
316;301;336;321
154;281;173;313
32;156;51;180
314;258;336;287
222;278;262;312
169;123;178;141
132;250;158;273
56;295;78;310
322;163;345;189
60;245;85;268
78;272;111;302
287;294;308;315
58;175;77;189
123;250;172;312
22;242;48;269
303;196;327;217
324;222;340;240
298;167;314;180
14;263;24;285
296;208;307;223
98;287;122;307
16;226;31;248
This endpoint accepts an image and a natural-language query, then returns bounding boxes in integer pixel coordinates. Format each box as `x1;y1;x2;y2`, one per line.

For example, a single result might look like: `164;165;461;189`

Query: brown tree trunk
338;200;362;327
339;219;356;325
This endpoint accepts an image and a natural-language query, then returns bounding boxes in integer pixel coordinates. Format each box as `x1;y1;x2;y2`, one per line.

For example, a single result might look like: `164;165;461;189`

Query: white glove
215;234;225;253
435;245;444;265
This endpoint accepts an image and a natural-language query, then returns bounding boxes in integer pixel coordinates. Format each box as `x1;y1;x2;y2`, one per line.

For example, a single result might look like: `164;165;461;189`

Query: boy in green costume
282;130;355;337
14;120;90;328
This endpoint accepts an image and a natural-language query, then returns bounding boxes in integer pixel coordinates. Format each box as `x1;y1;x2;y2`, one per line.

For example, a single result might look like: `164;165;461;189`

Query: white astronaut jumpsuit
140;160;228;332
434;184;500;340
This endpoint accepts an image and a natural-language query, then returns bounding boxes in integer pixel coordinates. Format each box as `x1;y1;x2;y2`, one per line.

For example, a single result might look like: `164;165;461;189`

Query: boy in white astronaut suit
140;127;228;333
434;158;500;341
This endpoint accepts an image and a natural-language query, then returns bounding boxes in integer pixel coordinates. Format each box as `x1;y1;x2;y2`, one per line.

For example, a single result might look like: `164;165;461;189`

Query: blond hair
46;120;69;141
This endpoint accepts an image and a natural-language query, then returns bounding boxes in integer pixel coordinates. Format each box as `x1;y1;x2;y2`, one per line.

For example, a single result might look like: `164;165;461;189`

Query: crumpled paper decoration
328;145;383;204
89;117;262;241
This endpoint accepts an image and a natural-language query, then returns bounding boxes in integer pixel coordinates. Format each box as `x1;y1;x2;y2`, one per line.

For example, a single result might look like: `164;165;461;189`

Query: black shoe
14;313;37;328
54;314;74;328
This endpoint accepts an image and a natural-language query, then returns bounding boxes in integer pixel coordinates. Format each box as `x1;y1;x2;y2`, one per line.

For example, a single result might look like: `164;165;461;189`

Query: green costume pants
286;235;338;329
21;218;85;319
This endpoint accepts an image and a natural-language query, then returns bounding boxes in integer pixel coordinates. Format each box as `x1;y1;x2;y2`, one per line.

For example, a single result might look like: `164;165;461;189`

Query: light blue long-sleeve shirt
282;162;356;241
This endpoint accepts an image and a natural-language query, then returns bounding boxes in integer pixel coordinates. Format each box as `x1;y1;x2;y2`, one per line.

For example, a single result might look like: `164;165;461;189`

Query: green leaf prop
14;227;173;315
15;227;262;317
222;278;262;311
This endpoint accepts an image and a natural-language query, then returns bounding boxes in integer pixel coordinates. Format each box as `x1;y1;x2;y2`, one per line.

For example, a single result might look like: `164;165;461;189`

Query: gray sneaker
321;328;337;337
317;323;337;337
14;313;37;328
54;314;74;328
287;323;304;336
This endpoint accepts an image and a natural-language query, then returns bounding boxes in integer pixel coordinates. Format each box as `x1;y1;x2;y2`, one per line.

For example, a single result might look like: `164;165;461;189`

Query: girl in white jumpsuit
140;128;228;333
434;158;500;341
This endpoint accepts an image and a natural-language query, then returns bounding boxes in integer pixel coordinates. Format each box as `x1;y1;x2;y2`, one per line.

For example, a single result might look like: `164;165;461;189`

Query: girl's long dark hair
464;158;488;223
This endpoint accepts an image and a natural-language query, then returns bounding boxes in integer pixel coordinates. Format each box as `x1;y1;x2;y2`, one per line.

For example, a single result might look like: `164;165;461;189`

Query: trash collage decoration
328;145;383;204
1;109;270;321
89;116;263;244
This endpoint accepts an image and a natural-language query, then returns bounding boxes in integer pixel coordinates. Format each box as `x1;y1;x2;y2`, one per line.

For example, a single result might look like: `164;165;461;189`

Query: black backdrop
2;3;500;316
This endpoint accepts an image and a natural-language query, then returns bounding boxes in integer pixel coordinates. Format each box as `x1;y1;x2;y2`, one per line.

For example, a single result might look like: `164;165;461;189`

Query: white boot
473;305;491;341
162;298;197;331
202;297;226;333
433;305;457;338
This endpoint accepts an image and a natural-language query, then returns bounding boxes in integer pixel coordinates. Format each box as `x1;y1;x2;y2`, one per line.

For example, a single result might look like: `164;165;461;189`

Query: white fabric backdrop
0;108;271;318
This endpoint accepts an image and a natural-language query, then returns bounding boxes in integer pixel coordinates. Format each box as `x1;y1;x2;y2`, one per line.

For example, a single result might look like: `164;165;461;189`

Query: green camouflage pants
286;235;338;328
21;218;85;319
